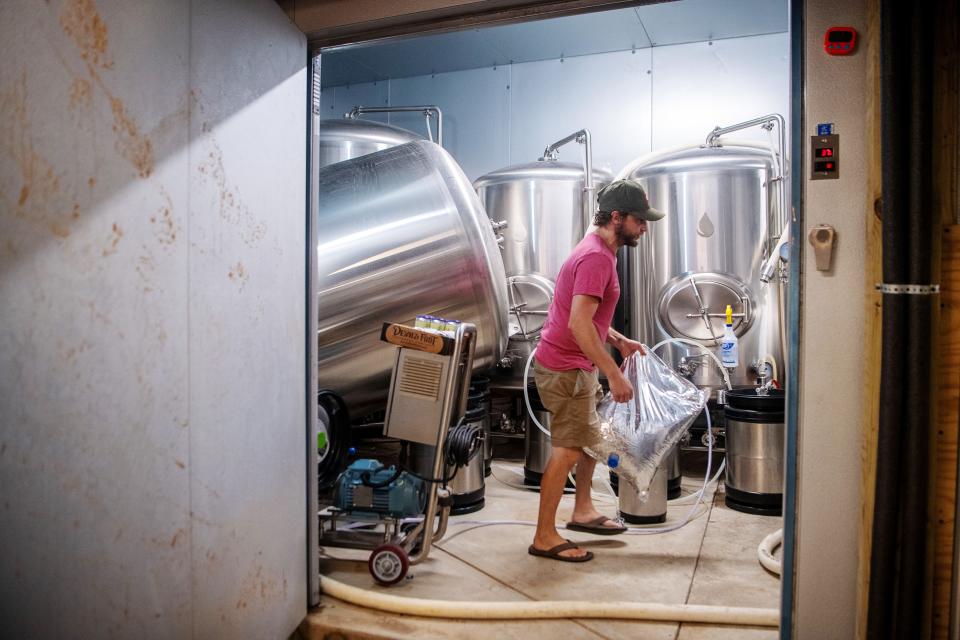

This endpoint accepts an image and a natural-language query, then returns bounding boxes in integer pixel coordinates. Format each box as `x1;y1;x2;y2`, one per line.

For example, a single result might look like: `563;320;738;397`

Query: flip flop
528;540;594;562
565;516;628;535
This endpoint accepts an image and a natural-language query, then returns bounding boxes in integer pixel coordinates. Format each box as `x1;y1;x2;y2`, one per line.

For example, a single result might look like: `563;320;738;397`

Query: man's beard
616;224;641;247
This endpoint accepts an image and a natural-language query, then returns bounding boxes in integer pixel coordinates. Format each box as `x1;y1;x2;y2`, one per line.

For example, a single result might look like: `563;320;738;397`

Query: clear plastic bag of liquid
585;349;708;501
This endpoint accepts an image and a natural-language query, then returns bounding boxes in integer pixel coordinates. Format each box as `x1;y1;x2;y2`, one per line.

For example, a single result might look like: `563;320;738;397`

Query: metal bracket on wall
874;283;941;295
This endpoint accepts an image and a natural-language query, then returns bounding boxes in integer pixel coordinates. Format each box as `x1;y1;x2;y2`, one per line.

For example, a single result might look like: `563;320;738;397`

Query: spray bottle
719;304;739;368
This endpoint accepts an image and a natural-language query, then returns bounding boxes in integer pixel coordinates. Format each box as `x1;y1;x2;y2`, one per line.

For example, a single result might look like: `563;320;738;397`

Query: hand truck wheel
368;544;409;585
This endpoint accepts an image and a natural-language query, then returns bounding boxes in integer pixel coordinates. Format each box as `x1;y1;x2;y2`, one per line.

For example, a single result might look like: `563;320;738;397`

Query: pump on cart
319;320;481;585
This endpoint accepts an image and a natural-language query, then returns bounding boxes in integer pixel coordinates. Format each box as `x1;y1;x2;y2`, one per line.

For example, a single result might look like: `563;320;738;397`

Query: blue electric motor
333;459;426;518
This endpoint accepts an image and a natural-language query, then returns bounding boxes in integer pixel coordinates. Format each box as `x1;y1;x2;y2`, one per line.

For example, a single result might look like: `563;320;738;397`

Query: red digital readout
816;148;834;158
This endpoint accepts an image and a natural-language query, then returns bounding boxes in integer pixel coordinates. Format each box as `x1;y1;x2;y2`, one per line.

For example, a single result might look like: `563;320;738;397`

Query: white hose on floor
757;528;783;576
439;404;717;542
489;463;583;497
319;573;779;626
668;459;725;505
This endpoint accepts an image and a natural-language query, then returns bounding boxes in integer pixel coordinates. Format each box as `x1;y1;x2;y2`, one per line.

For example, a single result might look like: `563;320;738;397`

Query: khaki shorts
533;360;604;449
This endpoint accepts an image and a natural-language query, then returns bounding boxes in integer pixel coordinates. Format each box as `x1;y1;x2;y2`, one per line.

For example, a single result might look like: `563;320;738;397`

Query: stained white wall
320;32;789;181
0;1;307;638
794;0;869;636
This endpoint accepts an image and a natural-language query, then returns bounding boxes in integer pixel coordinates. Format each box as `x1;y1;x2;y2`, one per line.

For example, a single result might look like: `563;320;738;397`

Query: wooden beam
934;224;960;639
281;0;667;49
856;0;882;637
932;1;960;636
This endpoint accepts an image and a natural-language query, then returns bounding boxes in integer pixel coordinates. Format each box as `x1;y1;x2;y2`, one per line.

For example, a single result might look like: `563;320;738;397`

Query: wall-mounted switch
808;224;836;271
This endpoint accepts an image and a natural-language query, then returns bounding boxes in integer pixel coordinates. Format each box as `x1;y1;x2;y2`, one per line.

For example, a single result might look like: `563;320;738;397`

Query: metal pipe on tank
705;114;789;281
705;113;786;160
541;129;595;233
346;105;443;148
315;118;422;169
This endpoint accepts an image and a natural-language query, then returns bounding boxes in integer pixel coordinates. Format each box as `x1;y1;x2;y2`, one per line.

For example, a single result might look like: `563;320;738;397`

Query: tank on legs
618;144;787;391
474;160;614;378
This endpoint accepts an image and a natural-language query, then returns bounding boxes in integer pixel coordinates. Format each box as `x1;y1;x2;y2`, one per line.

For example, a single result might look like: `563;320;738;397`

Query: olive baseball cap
597;180;664;221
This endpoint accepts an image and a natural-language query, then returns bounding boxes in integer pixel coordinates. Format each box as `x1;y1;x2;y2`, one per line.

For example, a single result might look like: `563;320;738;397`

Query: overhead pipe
867;0;937;636
345;105;443;148
540;129;595;232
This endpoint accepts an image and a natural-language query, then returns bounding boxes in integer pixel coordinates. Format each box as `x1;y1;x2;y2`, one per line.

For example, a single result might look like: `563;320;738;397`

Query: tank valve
678;353;708;377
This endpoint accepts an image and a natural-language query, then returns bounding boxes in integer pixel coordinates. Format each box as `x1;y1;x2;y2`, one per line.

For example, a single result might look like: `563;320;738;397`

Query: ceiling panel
329;28;502;87
635;0;788;46
320;0;788;88
480;8;649;65
319;52;386;88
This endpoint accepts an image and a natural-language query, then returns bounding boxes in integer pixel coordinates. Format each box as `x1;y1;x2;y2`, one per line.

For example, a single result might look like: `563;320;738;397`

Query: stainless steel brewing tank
317;140;509;416
474;161;614;369
316;118;422;169
474;160;615;283
619;145;784;390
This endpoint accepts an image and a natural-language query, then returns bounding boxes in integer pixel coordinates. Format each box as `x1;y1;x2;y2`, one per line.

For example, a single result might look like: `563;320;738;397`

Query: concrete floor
301;454;782;640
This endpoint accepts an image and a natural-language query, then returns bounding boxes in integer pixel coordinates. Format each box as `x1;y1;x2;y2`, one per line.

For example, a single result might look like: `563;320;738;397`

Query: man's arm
568;294;633;403
606;327;646;357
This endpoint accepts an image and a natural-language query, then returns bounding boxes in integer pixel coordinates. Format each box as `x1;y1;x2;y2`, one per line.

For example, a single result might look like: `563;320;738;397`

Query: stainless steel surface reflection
619;462;668;520
724;418;785;494
317;141;508;416
619;145;785;390
475;160;613;378
408;443;485;497
316;118;422;169
525;411;552;476
474;160;614;283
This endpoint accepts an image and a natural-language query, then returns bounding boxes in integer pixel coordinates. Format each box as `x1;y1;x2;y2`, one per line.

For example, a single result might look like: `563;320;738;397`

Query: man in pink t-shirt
528;180;664;563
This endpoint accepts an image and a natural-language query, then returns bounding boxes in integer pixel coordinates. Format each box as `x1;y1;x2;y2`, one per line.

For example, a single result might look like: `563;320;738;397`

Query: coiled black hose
444;421;483;468
400;416;483;485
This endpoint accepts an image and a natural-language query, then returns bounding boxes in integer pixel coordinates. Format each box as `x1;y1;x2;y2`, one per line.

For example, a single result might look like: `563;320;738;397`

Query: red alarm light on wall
824;27;857;55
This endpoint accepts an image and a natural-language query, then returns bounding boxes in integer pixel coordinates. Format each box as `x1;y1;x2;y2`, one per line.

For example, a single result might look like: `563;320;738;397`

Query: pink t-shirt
536;232;620;371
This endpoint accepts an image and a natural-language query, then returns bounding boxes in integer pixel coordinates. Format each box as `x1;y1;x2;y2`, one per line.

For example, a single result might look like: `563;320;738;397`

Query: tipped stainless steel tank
316;118;422;169
473;160;614;373
317;140;509;416
618;144;785;390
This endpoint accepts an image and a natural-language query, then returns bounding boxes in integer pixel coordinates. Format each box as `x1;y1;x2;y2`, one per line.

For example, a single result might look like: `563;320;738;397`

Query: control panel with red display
824;27;857;55
811;134;839;180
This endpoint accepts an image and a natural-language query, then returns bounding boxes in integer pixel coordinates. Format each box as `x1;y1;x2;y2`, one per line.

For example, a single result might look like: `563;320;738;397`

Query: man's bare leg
571;450;622;529
532;446;588;558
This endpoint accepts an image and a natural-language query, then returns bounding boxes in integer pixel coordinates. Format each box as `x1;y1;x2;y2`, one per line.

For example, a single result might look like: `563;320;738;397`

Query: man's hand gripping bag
586;349;709;501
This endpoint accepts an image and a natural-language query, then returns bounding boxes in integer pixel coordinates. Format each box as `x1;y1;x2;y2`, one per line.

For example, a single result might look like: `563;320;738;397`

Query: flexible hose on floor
319;574;779;626
757;528;783;576
320;343;774;625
